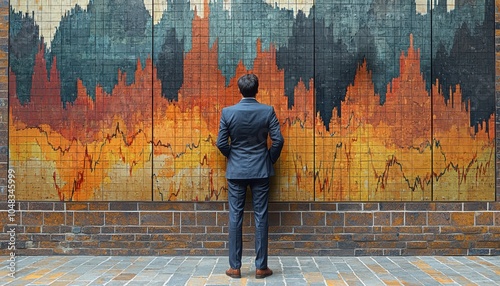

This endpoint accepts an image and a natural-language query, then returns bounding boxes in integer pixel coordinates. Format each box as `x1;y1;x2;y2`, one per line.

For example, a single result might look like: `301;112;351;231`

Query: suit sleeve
268;107;284;164
216;109;231;157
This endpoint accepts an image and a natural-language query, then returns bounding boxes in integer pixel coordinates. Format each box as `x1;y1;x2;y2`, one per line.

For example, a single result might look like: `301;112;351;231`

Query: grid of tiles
2;256;500;285
6;0;496;202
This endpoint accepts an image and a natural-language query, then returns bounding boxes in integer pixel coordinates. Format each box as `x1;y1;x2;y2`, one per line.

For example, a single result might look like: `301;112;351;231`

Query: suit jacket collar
240;97;258;103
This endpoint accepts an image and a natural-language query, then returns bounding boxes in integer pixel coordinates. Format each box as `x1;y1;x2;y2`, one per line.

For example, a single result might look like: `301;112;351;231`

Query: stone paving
1;256;500;285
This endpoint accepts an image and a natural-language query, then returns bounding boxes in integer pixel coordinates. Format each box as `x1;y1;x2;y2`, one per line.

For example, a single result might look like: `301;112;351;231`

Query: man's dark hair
237;74;259;97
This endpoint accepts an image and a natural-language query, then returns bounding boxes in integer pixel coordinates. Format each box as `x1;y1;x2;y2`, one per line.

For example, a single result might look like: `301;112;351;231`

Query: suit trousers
227;178;270;270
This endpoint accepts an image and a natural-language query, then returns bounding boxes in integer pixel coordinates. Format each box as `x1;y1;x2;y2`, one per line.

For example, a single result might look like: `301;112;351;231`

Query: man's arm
216;110;231;157
268;107;284;164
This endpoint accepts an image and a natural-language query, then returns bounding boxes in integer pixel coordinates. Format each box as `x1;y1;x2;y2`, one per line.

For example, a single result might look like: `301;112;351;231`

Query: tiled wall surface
0;1;499;256
7;1;496;202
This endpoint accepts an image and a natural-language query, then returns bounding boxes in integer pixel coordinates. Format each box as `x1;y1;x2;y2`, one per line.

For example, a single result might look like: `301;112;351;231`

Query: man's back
216;97;284;179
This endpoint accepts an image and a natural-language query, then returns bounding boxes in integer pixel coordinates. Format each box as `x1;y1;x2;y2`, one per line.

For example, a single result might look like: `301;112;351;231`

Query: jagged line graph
8;0;495;201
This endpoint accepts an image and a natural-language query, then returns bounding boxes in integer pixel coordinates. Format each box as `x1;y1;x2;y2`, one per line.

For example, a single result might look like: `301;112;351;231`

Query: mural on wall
8;0;495;201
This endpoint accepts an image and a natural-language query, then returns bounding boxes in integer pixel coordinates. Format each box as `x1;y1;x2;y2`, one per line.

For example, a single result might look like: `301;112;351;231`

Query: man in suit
216;73;284;279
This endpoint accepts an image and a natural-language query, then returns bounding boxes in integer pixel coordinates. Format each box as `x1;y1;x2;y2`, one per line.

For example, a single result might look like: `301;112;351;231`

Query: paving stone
165;273;191;285
1;256;500;285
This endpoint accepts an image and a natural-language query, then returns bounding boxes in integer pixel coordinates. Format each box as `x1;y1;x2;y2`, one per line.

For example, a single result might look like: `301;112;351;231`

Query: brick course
0;202;499;256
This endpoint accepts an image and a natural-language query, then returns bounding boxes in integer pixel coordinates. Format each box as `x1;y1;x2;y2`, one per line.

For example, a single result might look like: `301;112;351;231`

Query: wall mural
8;0;495;201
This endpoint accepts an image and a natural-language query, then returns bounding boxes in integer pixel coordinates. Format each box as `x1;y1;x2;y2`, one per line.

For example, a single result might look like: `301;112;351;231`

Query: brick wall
1;1;500;257
0;201;499;256
0;0;8;204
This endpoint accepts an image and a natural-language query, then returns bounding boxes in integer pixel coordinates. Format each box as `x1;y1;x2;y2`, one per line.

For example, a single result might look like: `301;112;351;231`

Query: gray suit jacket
216;97;284;179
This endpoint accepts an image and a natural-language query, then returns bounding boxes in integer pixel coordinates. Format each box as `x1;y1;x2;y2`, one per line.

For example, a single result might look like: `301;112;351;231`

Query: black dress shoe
255;267;273;279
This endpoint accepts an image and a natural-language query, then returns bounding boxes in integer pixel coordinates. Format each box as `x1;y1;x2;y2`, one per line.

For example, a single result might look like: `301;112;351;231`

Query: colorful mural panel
8;0;495;201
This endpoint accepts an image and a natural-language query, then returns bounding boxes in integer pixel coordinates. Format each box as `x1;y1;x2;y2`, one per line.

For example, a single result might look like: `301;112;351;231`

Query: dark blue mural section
9;0;495;127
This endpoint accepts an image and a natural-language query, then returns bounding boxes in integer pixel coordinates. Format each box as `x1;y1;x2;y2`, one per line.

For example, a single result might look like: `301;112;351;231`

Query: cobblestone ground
1;256;500;285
